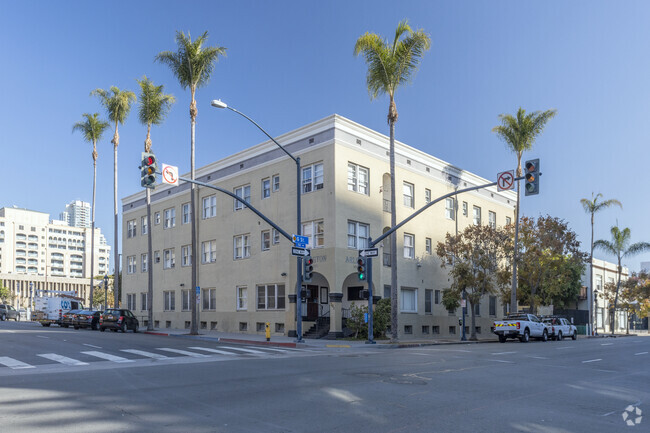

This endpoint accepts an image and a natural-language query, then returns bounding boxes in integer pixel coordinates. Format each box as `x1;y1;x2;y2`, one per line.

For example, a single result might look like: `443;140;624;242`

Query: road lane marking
36;336;49;339
244;346;292;353
634;352;648;356
526;356;549;360
556;346;574;350
83;344;102;349
218;346;266;354
188;347;237;355
601;343;613;346
157;348;210;358
491;351;516;355
487;359;515;364
582;359;602;363
81;351;134;363
0;357;35;369
38;353;88;366
121;349;169;360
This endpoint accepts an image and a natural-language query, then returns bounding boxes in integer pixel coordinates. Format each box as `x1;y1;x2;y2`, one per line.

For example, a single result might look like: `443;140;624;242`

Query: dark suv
0;304;19;321
99;309;139;333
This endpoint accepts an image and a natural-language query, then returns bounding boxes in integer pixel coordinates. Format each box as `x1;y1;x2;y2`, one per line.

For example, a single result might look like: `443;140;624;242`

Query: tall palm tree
91;86;137;310
594;226;650;334
72;113;110;308
137;76;175;331
156;30;226;335
492;107;556;312
580;193;622;334
354;20;431;341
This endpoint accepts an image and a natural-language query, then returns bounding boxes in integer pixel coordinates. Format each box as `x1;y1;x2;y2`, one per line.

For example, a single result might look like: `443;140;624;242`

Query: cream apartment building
0;206;110;309
121;115;517;339
580;258;629;334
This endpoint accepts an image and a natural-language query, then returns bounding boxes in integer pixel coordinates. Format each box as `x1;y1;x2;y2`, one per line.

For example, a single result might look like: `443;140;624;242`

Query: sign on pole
292;234;309;245
291;247;310;257
162;164;179;186
359;248;379;258
497;170;515;192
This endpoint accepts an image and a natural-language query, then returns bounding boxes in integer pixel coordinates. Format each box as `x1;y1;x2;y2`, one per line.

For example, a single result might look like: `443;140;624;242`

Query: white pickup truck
492;313;549;343
541;316;578;341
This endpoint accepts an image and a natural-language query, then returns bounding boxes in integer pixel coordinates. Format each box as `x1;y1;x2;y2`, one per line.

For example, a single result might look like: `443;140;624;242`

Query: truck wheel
100;327;106;332
1;314;5;321
520;329;530;343
499;335;507;343
542;330;548;342
557;331;562;341
571;331;577;340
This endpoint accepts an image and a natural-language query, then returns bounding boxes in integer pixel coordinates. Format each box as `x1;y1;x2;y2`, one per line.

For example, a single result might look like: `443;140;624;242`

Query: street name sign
291;247;310;256
497;170;515;192
359;248;379;258
292;234;309;245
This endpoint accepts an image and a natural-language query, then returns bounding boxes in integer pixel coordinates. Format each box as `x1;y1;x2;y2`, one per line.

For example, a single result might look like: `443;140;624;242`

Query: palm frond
72;113;110;144
625;242;650;257
137;76;176;126
593;239;617;256
92;87;137;125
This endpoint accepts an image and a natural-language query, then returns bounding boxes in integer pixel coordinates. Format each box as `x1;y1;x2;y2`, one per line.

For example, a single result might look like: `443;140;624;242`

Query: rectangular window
154;250;160;264
273;175;280;192
425;188;431;204
262;179;271;199
201;240;216;264
154;212;160;225
347;220;369;249
445;198;455;220
425;238;432;255
141;216;148;235
181;245;192;267
181;289;190;311
403;182;414;208
302;220;325;248
164;207;176;229
272;229;280;245
302;162;324;193
473;206;481;226
435;289;441;304
234;185;251;210
347;163;369;195
127;220;136;238
404;233;414;259
163;291;175;311
202;288;216;310
425;289;433;314
140;292;148;311
462;201;468;217
488;211;496;229
401;288;417;313
505;216;512;226
141;253;148;273
489;296;497;316
127;294;136;311
474;302;481;316
182;203;191;225
234;234;251;259
202;195;216;219
261;230;271;251
163;248;175;269
384;285;391;299
422;325;430;335
127;256;136;274
237;286;247;310
256;284;286;310
449;326;456;335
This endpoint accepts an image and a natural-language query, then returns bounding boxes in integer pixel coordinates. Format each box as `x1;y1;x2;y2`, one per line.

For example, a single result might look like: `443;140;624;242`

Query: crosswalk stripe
38;353;88;366
121;349;169;360
157;348;210;358
188;347;237;355
218;346;266;354
244;346;290;353
0;356;35;369
81;351;134;363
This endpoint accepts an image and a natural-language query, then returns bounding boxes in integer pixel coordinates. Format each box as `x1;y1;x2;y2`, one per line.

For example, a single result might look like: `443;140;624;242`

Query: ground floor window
181;289;190;311
257;284;285;310
140;293;148;311
163;291;175;311
127;293;136;311
203;288;216;311
237;286;247;310
400;287;417;313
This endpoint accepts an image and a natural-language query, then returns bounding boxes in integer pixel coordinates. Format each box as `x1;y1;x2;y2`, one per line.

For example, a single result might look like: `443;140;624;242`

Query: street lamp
211;99;304;343
593;290;599;336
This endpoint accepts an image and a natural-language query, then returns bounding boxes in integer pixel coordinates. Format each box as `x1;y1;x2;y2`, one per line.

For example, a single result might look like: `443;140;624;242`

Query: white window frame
164;207;176;229
234;185;251;210
401;288;417;313
141;216;148;235
347;220;369;249
256;284;286;310
488;211;496;229
272;229;280;245
404;234;415;259
425;238;432;255
181;289;190;311
201;240;216;264
347;163;369;195
182;203;191;225
473;206;481;226
262;178;271;199
127;220;136;238
302;162;324;193
163;248;175;269
403;182;414;208
127;293;136;311
202;288;216;311
425;188;431;204
272;175;280;192
163;291;175;311
462;201;468;217
234;234;251;260
302;220;325;248
127;256;136;274
181;245;192;267
202;195;216;219
140;292;148;311
445;198;455;220
141;253;148;273
237;286;248;310
261;230;271;251
154;212;160;225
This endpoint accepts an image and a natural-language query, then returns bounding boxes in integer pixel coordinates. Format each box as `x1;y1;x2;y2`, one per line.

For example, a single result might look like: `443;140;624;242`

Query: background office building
0;206;110;309
60;200;91;229
121;115;517;339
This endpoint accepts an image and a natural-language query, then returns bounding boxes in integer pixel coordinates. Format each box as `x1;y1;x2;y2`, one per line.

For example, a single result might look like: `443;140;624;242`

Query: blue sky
1;0;649;272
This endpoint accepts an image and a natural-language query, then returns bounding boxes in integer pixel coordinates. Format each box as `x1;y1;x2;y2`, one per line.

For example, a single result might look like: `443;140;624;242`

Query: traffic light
141;152;158;188
360;289;369;300
303;252;314;282
357;255;366;281
524;158;540;196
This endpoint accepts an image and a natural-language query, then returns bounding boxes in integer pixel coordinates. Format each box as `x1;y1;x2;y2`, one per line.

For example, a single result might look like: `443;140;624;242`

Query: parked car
61;309;84;328
73;310;101;330
541;316;578;341
0;304;19;321
492;313;549;343
99;309;139;333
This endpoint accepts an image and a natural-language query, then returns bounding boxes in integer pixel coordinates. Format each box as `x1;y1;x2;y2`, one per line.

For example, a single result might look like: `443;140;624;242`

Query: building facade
60;200;91;229
580;258;629;334
121;115;517;339
0;206;111;309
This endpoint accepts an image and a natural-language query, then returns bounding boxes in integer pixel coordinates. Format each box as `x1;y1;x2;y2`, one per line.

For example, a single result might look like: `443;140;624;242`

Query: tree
0;283;12;303
580;193;622;333
354;20;431;341
436;224;512;340
136;76;175;331
594;226;650;334
622;272;650;331
492;108;557;311
347;298;391;339
91;86;137;312
156;30;226;335
517;216;587;314
72;113;110;306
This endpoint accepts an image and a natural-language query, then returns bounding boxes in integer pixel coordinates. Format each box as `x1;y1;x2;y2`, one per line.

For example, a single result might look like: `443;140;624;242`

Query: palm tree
354;20;431;341
91;86;137;310
156;30;226;335
492;107;556;312
72;113;110;307
594;226;650;334
137;76;175;331
580;193;622;334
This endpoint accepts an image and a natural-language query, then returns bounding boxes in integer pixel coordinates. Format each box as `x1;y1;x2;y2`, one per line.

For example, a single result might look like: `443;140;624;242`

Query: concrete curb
142;331;298;348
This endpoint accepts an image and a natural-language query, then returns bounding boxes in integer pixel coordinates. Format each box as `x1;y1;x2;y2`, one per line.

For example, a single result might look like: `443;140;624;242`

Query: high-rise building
60;200;91;228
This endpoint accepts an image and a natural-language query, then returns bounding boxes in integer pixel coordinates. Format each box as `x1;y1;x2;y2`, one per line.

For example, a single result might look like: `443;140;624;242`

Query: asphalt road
0;321;647;433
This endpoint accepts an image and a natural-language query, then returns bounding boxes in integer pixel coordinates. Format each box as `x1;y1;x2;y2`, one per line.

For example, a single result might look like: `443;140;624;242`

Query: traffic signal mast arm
370;173;537;247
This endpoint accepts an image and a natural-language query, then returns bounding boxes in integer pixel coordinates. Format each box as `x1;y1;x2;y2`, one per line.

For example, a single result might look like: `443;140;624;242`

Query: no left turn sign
162;164;179;186
497;170;515;192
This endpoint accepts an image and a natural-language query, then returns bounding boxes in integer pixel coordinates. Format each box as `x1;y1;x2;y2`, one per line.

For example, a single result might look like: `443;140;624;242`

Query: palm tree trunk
113;132;119;309
190;89;199;335
590;213;595;335
389;111;398;342
90;157;97;308
510;180;520;312
613;260;622;335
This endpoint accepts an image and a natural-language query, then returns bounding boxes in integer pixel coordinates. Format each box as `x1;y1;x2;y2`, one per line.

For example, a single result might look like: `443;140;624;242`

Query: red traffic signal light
357;256;366;281
303;254;314;282
141;152;158;188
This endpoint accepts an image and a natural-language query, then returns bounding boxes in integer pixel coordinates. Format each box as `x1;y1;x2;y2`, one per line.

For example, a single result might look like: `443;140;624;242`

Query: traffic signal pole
366;237;375;344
